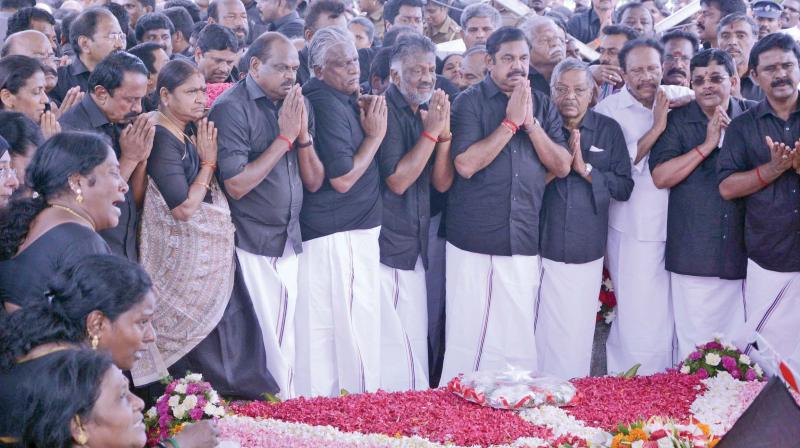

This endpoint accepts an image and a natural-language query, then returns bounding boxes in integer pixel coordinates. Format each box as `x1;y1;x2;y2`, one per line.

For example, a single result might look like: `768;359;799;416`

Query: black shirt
740;76;765;102
209;75;306;256
540;110;633;263
53;56;90;103
566;7;601;44
301;77;382;240
298;46;311;86
378;85;432;270
269;10;304;39
147;126;212;209
528;67;550;97
244;0;268;44
650;98;755;279
446;75;568;256
58;95;139;261
717;99;800;273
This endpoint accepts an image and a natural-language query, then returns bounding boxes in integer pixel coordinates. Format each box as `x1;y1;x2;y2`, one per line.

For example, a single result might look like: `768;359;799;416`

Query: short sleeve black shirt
528;67;550;97
717;99;800;273
446;75;568;256
740;76;766;102
566;7;601;44
540;110;633;263
650;98;755;279
300;77;382;240
53;57;90;103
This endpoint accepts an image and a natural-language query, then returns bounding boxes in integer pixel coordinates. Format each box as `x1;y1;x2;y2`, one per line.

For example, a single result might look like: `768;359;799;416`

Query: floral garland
597;269;616;324
678;338;763;381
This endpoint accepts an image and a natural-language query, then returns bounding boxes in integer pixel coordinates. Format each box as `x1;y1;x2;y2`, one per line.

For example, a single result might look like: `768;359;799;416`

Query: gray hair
390;33;436;72
717;13;757;38
462;43;487;58
519;15;559;40
460;3;501;29
309;26;355;77
550;57;595;92
348;16;375;44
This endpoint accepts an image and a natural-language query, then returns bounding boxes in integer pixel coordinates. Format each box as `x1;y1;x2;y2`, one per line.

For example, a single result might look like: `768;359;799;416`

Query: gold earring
76;188;83;204
90;334;99;350
74;415;89;446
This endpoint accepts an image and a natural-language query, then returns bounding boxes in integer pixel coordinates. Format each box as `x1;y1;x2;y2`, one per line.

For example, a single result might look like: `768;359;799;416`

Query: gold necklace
50;204;96;231
158;111;196;145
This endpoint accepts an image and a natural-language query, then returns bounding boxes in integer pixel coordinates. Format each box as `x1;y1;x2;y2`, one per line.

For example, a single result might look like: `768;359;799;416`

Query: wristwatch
583;163;593;177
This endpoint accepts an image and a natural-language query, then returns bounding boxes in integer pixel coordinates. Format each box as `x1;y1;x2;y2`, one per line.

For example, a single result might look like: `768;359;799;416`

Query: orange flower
611;433;624;448
696;422;711;437
628;428;649;441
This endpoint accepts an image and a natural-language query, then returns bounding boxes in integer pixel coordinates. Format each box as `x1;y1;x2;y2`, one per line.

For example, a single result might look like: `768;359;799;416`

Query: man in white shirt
594;38;693;375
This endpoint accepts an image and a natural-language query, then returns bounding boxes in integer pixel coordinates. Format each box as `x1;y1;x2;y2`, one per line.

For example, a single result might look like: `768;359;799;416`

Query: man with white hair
521;16;566;96
460;3;501;49
378;33;454;391
537;58;633;379
298;26;387;397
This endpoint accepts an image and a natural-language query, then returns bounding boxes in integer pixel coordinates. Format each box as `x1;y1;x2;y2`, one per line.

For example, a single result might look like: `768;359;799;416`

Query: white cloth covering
236;244;298;399
440;243;541;384
535;257;604;379
379;257;430;391
294;227;381;397
671;272;745;361
738;259;800;359
605;227;674;375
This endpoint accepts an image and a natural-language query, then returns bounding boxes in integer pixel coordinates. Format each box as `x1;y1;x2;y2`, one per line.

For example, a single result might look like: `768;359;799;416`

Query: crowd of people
0;0;799;445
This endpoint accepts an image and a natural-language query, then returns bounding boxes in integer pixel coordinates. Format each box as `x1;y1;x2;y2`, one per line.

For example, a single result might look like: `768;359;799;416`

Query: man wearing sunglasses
649;49;755;361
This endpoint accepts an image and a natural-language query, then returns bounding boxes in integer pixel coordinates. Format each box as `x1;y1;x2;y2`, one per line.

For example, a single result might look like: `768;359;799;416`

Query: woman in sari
136;58;277;400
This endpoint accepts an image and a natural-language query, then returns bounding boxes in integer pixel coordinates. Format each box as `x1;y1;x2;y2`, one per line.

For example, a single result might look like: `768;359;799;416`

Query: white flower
172;404;187;419
146;407;158;419
724;342;738;351
182;394;198;410
186;373;203;382
204;403;225;417
754;364;763;376
168;395;181;408
174;383;187;394
680;365;691;374
656;438;673;448
631;441;644;448
604;309;616;324
739;354;751;365
705;353;721;366
208;390;220;404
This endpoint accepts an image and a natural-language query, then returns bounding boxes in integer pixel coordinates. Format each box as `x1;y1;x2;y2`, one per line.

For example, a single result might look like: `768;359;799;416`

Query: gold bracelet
193;181;210;190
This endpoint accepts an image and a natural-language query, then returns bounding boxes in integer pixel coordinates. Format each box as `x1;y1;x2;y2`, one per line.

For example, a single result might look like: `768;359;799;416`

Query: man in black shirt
718;14;765;101
298;26;387;397
59;52;156;261
442;27;571;380
135;12;174;57
210;32;323;399
521;16;566;96
696;0;747;48
536;58;632;379
163;6;194;58
650;49;754;361
255;0;304;39
297;0;347;85
376;34;454;392
717;33;800;360
207;0;249;49
53;8;125;103
566;0;617;44
194;24;240;84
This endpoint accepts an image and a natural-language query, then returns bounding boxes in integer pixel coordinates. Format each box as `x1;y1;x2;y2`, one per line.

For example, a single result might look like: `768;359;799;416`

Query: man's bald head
3;30;58;91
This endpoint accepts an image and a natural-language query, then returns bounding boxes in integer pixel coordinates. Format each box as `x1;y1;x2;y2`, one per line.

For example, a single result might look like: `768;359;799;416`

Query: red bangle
421;131;438;143
502;118;519;133
755;166;769;187
277;134;293;148
694;147;706;159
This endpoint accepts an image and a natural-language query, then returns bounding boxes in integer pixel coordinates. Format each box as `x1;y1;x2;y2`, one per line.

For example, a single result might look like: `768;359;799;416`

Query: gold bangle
193;181;210;190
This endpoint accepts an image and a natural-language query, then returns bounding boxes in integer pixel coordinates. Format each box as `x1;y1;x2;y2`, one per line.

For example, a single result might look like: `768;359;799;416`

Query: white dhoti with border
235;243;298;399
294;226;381;397
379;257;429;391
535;257;604;379
440;243;541;384
737;259;800;358
671;273;745;360
605;228;674;375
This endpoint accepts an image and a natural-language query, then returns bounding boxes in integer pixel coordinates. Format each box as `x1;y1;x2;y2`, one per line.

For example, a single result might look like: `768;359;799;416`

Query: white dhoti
671;273;745;361
737;260;800;358
535;257;604;379
236;244;298;399
294;227;381;397
379;257;429;391
440;243;541;383
605;228;674;375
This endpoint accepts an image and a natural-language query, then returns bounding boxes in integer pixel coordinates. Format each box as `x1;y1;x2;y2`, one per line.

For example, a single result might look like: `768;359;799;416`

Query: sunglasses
691;74;729;87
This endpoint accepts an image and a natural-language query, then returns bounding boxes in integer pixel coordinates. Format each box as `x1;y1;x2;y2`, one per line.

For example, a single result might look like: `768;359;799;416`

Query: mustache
667;68;686;78
637;82;658;89
771;78;793;87
506;70;526;78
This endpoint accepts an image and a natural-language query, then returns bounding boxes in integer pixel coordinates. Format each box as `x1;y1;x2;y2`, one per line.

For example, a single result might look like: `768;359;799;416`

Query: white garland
689;372;757;436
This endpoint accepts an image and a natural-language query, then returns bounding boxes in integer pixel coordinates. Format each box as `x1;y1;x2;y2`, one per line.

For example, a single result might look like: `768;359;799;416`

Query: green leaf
261;392;282;403
621;363;641;379
339;388;350;396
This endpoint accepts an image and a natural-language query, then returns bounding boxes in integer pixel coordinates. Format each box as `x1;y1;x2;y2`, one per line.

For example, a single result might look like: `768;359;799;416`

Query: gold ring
437;105;442;111
782;154;790;160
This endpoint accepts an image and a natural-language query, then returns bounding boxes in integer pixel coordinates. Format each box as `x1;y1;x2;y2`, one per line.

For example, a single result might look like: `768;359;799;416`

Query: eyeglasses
536;36;566;47
553;85;590;98
0;167;17;181
691;74;730;86
105;32;126;42
664;54;691;64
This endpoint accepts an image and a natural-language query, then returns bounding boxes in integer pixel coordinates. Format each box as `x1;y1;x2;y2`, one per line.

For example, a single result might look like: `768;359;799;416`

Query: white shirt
594;84;694;242
782;26;800;43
